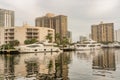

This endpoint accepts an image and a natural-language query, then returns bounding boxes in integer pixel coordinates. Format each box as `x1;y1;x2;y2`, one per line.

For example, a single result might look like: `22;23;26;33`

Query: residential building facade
35;13;67;41
114;29;120;42
79;36;88;43
0;8;14;27
91;22;114;43
0;24;55;45
67;31;72;43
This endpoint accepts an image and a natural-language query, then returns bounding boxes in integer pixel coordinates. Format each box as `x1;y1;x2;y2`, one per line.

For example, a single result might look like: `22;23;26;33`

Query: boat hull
16;47;62;53
75;46;101;51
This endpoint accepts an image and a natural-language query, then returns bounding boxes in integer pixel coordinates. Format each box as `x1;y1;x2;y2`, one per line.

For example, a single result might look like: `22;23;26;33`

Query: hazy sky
0;0;120;41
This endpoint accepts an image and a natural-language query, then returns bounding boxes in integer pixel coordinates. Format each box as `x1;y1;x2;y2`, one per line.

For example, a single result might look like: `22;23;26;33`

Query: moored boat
15;41;62;53
75;40;101;51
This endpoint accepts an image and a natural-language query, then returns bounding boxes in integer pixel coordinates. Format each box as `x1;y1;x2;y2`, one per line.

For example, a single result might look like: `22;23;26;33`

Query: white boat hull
16;47;62;53
15;41;62;53
75;47;101;51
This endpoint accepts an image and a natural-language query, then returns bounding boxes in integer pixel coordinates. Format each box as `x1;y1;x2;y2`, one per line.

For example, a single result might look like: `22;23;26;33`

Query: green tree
1;43;14;50
24;39;31;44
61;37;69;47
24;38;38;44
100;41;113;44
9;40;20;46
48;60;53;74
31;38;38;43
46;34;52;43
55;33;61;46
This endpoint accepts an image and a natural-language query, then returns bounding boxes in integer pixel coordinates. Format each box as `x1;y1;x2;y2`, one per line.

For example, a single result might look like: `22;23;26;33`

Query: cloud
0;0;120;41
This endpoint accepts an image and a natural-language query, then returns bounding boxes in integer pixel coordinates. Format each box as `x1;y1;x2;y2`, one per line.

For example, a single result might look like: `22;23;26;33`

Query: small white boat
75;40;101;51
101;44;109;48
101;42;120;48
113;42;120;48
15;41;62;53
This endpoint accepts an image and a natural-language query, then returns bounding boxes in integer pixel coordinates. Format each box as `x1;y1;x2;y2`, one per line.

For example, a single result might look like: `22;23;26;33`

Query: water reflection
0;49;120;80
68;49;120;80
75;50;95;60
93;49;116;71
0;52;71;80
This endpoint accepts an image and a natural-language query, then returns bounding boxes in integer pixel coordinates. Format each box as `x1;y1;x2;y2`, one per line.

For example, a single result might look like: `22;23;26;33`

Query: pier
0;49;19;54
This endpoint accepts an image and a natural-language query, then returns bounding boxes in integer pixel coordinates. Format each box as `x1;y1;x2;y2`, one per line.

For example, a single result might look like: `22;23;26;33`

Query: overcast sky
0;0;120;41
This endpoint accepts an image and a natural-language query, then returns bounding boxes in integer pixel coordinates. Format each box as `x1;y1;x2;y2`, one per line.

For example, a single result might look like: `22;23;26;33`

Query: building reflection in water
75;51;95;60
0;54;20;80
55;52;71;80
25;57;39;76
0;52;71;80
92;48;116;71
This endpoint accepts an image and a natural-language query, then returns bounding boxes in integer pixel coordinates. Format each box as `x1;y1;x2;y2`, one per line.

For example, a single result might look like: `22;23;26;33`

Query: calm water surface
0;48;120;80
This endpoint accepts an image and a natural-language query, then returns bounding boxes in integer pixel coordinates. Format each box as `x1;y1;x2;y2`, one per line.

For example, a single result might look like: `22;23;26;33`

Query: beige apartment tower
35;13;67;41
0;8;14;27
91;22;114;43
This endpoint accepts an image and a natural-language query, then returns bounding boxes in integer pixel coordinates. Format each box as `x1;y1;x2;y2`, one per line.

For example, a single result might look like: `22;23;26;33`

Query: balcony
33;36;39;38
8;33;14;35
9;37;14;39
33;33;38;35
33;29;38;32
26;33;32;35
27;28;32;32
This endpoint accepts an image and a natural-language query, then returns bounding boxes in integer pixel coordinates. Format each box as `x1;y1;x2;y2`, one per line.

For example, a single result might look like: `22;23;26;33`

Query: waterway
0;48;120;80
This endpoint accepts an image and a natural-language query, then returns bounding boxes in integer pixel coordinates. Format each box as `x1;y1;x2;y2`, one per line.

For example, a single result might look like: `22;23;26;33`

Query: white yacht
114;42;120;48
101;42;120;48
15;41;62;53
75;40;101;51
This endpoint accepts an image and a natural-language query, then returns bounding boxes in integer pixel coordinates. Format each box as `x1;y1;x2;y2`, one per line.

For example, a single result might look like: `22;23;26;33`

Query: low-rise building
114;29;120;42
0;24;55;45
79;36;88;43
67;31;72;43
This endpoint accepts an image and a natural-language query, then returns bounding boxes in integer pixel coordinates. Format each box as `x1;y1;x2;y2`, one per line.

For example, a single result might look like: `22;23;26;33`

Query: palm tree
12;40;20;46
46;34;52;43
55;33;61;46
1;43;14;50
48;60;53;74
61;37;69;47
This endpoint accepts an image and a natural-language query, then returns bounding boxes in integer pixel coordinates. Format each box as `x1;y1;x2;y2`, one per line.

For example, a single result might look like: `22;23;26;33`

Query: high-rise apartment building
0;8;14;27
91;22;114;43
35;13;67;41
35;13;54;28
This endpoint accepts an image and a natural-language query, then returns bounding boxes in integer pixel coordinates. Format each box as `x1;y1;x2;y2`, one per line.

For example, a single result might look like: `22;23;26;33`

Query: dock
0;49;19;54
61;48;75;51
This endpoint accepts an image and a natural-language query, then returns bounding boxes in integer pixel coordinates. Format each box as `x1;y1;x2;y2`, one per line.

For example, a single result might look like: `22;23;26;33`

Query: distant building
79;36;87;43
91;22;114;43
67;31;72;43
35;13;55;28
35;13;67;41
0;8;14;27
0;24;55;45
114;29;120;42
